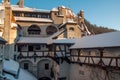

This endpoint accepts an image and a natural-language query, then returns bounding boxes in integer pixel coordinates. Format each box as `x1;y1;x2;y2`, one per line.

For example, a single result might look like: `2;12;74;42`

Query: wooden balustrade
71;55;120;69
17;51;120;69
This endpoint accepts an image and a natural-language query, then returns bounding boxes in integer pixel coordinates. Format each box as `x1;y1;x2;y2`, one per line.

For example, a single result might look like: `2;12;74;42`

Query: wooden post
77;49;80;61
98;48;104;66
14;44;18;60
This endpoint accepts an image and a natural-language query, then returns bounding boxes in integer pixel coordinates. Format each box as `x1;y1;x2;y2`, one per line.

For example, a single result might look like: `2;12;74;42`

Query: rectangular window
34;45;41;51
32;14;37;18
24;63;29;69
28;46;33;51
14;13;20;17
45;63;49;70
24;13;31;17
41;14;50;18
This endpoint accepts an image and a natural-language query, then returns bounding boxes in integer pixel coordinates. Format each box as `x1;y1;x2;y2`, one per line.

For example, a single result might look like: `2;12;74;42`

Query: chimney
19;0;24;8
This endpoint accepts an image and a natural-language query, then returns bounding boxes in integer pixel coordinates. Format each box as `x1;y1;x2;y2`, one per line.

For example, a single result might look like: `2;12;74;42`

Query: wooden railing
17;51;71;64
71;55;120;68
17;51;120;68
17;51;70;59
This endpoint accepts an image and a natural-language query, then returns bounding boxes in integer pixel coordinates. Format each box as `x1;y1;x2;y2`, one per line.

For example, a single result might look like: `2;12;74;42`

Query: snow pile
3;59;19;76
3;59;37;80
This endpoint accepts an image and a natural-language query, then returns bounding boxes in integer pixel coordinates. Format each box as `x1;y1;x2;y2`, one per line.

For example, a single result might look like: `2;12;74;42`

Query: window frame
45;63;49;70
28;25;41;35
69;27;74;31
24;63;29;70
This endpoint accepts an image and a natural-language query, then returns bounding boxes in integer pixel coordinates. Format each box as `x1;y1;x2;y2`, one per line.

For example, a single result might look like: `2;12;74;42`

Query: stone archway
20;60;33;72
37;59;52;79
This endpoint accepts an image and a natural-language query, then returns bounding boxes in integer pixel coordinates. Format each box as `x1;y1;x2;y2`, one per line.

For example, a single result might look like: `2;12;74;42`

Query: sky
1;0;120;30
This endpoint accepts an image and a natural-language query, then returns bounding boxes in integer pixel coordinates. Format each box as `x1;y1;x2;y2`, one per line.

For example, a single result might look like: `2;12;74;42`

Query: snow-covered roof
15;17;53;23
66;8;76;17
53;38;75;44
17;28;66;44
17;36;75;45
51;8;58;11
57;22;66;29
3;59;19;76
0;37;7;44
60;6;66;8
3;59;37;80
49;29;65;39
12;5;50;13
66;19;77;24
70;31;120;49
17;37;52;44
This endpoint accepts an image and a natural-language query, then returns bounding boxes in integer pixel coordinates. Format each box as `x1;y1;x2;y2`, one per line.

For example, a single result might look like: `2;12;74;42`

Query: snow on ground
18;69;37;80
4;69;37;80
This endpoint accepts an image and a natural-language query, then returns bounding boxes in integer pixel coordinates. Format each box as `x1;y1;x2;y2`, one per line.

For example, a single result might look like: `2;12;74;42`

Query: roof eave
70;46;120;50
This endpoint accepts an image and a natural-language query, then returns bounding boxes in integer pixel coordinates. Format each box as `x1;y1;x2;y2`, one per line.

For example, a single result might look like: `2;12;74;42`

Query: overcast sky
1;0;120;30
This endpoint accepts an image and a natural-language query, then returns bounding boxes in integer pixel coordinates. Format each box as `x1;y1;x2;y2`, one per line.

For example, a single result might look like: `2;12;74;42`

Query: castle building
0;0;119;80
0;0;91;80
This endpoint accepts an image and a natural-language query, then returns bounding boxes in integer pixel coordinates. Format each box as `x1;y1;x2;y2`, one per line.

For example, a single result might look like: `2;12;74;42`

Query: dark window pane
46;26;57;35
28;25;41;35
69;27;74;31
45;63;49;70
28;46;33;51
24;63;29;69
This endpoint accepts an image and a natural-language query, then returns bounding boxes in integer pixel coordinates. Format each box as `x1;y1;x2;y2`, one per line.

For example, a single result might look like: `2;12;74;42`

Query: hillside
84;20;116;34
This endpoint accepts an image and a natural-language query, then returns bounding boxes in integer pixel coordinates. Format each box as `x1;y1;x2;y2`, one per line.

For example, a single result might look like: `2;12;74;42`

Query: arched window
69;27;74;31
20;60;33;71
46;26;58;35
28;25;41;35
24;63;29;69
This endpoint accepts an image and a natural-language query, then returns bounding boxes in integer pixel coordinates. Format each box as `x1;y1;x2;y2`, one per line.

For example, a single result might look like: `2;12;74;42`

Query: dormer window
69;27;74;31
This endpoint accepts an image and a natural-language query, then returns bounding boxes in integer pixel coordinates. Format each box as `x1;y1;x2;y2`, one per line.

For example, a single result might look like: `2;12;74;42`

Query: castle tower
51;8;63;24
78;10;84;23
78;10;91;35
3;0;11;42
3;0;11;59
2;1;17;59
18;0;24;8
